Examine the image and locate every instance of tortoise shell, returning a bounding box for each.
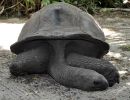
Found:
[10,2,109,57]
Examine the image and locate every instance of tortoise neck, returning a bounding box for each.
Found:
[50,40,67,64]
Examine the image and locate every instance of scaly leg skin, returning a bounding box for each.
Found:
[66,53,120,87]
[49,63,108,91]
[10,45,50,76]
[48,40,109,91]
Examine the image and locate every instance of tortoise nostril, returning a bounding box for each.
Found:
[93,80,101,86]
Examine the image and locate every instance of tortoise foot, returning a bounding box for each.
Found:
[10,46,50,76]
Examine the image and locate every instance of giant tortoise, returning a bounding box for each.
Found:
[10,2,119,91]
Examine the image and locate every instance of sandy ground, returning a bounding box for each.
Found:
[0,15,130,100]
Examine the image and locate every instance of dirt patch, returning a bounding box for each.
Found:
[0,18,27,23]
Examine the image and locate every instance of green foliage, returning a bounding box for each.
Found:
[24,0,35,13]
[119,45,130,51]
[41,0,50,6]
[0,0,123,17]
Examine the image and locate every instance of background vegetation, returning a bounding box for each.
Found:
[0,0,123,17]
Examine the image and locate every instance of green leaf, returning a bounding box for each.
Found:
[41,0,51,7]
[27,0,35,5]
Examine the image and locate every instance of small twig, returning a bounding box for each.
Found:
[0,6,4,14]
[0,0,4,6]
[19,2,25,8]
[4,0,22,11]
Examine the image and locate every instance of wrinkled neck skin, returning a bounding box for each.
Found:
[48,40,70,85]
[48,40,67,67]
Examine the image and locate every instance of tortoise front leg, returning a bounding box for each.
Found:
[10,43,50,76]
[49,63,108,91]
[66,53,120,87]
[48,40,108,91]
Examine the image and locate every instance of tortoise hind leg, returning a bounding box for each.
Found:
[66,53,120,87]
[10,43,50,76]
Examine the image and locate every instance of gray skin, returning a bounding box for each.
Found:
[10,39,119,91]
